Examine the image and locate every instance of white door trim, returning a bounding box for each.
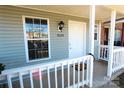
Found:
[68,20,86,59]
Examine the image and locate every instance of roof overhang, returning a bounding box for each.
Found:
[16,5,124,22]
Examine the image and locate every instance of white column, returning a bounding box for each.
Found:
[107,10,116,77]
[89,56,94,87]
[98,22,101,59]
[89,5,95,54]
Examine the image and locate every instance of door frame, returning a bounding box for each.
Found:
[68,20,86,59]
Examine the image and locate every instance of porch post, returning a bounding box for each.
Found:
[98,22,101,59]
[89,5,95,54]
[107,10,116,77]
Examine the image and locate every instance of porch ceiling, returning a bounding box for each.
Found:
[17,5,124,22]
[105,5,124,15]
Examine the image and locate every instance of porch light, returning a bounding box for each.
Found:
[58,21,64,32]
[0,63,5,74]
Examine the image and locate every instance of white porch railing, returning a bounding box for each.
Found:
[99,45,109,61]
[99,45,124,76]
[112,47,124,73]
[0,55,93,88]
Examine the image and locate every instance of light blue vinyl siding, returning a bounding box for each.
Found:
[0,5,92,69]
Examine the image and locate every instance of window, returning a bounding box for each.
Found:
[24,16,50,62]
[94,33,97,40]
[94,25,98,40]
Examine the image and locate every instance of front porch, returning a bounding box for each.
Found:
[1,5,124,88]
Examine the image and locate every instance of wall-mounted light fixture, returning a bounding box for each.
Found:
[58,21,64,32]
[0,63,5,74]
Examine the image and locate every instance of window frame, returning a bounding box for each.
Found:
[22,16,51,63]
[94,24,99,41]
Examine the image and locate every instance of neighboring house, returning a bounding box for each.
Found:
[101,19,124,46]
[0,5,124,88]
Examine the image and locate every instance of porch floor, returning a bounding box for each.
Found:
[93,60,108,87]
[93,60,122,88]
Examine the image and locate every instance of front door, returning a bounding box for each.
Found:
[68,20,86,59]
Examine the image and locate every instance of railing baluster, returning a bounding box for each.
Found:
[112,53,115,69]
[119,52,121,66]
[104,48,106,58]
[103,48,105,58]
[105,48,107,58]
[89,56,93,87]
[118,52,120,66]
[120,52,122,65]
[115,52,117,67]
[29,70,34,88]
[115,53,118,67]
[104,48,105,58]
[54,64,58,88]
[120,52,121,65]
[100,47,101,58]
[78,60,80,88]
[19,72,24,88]
[102,47,104,58]
[39,69,43,88]
[61,63,64,88]
[73,61,75,88]
[82,59,84,87]
[101,47,103,58]
[7,75,12,88]
[86,59,89,85]
[122,51,124,65]
[121,51,123,65]
[47,67,51,88]
[105,48,107,59]
[67,62,70,87]
[116,52,118,67]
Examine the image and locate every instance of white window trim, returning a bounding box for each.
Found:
[22,15,51,63]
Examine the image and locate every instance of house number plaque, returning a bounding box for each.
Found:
[57,34,64,37]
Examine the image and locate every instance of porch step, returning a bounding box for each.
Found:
[93,76,121,88]
[93,76,110,88]
[99,81,120,88]
[111,68,124,80]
